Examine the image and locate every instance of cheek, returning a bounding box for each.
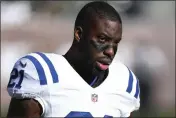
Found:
[90,39,108,52]
[87,40,102,61]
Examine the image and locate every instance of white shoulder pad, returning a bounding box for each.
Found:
[126,67,140,100]
[7,52,59,98]
[7,52,59,116]
[109,61,140,117]
[121,66,140,117]
[128,68,140,109]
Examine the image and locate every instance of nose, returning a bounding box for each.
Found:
[104,46,114,59]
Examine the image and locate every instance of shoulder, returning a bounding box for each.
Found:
[109,61,140,114]
[14,52,61,84]
[6,52,64,116]
[7,52,63,97]
[110,60,140,99]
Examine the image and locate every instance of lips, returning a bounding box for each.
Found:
[96,60,111,70]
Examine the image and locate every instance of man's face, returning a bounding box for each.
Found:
[82,17,122,72]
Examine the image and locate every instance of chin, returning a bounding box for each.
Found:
[92,66,104,76]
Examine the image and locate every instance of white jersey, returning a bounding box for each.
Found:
[7,52,140,117]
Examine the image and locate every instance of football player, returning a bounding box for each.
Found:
[7,1,140,118]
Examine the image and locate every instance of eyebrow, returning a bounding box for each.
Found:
[99,32,121,41]
[99,33,112,39]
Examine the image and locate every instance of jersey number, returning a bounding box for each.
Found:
[65,111,112,118]
[8,68,24,89]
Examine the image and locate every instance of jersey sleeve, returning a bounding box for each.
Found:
[7,53,51,116]
[121,68,140,117]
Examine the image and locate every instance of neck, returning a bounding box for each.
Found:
[64,47,106,85]
[64,48,93,79]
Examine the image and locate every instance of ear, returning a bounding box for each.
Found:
[74,26,83,42]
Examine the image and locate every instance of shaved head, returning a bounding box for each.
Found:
[75,1,122,30]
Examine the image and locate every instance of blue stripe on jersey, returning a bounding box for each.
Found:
[35,52,59,83]
[134,79,140,98]
[126,69,133,93]
[23,55,47,85]
[65,111,93,117]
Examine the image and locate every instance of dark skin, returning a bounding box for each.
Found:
[65,17,122,87]
[7,98,42,118]
[7,17,126,117]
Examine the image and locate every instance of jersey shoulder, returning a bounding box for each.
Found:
[7,52,62,98]
[110,61,140,117]
[110,61,140,99]
[110,61,140,112]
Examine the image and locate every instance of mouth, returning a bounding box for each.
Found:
[96,60,111,71]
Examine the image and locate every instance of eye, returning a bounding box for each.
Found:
[99,38,106,43]
[114,41,119,45]
[114,39,121,45]
[98,36,106,43]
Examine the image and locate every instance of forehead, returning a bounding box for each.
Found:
[89,17,122,38]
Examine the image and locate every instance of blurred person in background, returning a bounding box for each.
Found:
[6,1,140,118]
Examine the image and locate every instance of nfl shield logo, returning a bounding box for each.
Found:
[91,94,98,102]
